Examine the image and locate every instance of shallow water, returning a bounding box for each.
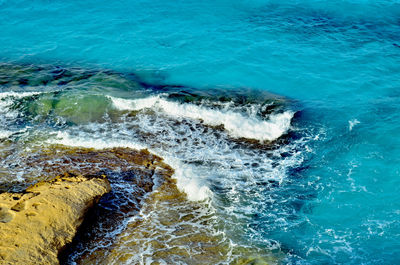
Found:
[1,0,400,264]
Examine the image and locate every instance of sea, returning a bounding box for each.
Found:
[0,0,399,264]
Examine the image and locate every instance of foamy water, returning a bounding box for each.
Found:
[109,95,293,142]
[0,130,12,139]
[49,131,212,201]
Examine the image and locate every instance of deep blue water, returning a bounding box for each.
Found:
[1,0,400,264]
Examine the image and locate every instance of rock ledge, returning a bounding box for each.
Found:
[0,173,110,264]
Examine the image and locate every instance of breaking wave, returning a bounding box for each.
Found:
[109,95,293,142]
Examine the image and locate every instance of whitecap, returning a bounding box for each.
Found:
[108,95,293,142]
[348,119,360,131]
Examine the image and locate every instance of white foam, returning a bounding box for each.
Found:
[48,131,146,150]
[349,119,360,131]
[162,157,211,201]
[110,96,160,111]
[0,91,43,99]
[0,130,12,139]
[109,95,293,141]
[0,91,43,113]
[48,131,211,201]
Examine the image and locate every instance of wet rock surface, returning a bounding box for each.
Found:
[54,147,174,263]
[103,175,278,265]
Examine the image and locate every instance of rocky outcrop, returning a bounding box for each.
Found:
[0,146,174,264]
[0,173,110,265]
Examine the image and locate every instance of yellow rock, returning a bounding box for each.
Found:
[0,205,15,223]
[0,174,110,265]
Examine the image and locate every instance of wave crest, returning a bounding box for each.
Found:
[109,95,293,142]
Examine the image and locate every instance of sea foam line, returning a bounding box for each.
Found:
[47,131,211,201]
[109,96,293,142]
[0,91,43,112]
[0,91,43,99]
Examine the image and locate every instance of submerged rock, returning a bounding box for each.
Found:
[0,63,142,91]
[14,91,117,125]
[0,173,110,264]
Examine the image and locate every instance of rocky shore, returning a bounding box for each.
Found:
[0,173,110,264]
[0,145,173,265]
[0,144,275,264]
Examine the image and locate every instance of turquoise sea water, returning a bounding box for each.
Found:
[1,0,400,264]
